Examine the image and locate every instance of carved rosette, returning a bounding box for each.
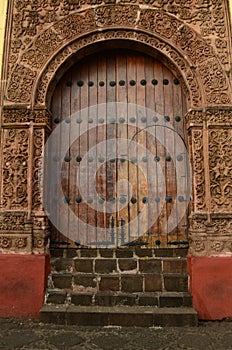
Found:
[0,234,32,253]
[189,215,232,256]
[32,215,50,254]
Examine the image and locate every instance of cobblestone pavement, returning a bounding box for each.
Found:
[0,319,232,350]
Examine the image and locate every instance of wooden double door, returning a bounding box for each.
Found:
[50,50,189,248]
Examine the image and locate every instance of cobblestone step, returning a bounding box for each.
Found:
[41,248,197,326]
[46,290,192,308]
[50,247,189,259]
[40,305,198,327]
[50,272,189,293]
[51,256,188,275]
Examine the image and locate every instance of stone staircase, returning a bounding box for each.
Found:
[40,247,198,327]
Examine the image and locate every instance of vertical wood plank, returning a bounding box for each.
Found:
[106,53,117,245]
[163,66,176,243]
[60,71,71,245]
[78,61,89,244]
[154,60,166,246]
[69,64,81,246]
[88,57,98,244]
[116,52,128,246]
[127,53,139,243]
[144,55,158,246]
[136,55,148,242]
[51,83,62,244]
[97,54,107,246]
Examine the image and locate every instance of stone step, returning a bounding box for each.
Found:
[51,256,188,275]
[40,305,198,327]
[50,247,189,259]
[46,290,192,308]
[50,272,189,293]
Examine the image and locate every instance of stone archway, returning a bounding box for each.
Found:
[0,2,232,257]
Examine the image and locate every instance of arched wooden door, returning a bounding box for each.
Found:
[49,50,190,248]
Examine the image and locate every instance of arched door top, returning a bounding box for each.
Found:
[5,5,231,109]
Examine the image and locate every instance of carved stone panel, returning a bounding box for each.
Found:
[32,128,44,211]
[209,128,232,212]
[189,215,232,256]
[190,128,206,212]
[1,129,29,210]
[4,3,231,107]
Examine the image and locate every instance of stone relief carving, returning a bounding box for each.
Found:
[188,235,232,256]
[0,234,30,253]
[189,214,232,255]
[10,1,231,73]
[0,212,26,231]
[3,108,51,126]
[209,129,232,211]
[2,129,29,210]
[206,108,232,125]
[5,3,231,106]
[36,30,202,107]
[32,129,44,211]
[191,129,206,211]
[185,109,205,127]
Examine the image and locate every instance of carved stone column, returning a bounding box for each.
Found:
[0,107,51,254]
[187,108,232,256]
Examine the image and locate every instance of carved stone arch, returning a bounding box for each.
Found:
[35,29,201,110]
[1,2,232,257]
[5,5,232,110]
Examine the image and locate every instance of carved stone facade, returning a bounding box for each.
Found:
[0,0,231,255]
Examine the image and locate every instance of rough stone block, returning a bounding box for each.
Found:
[78,249,98,258]
[66,307,109,326]
[66,249,78,258]
[139,259,162,273]
[99,249,114,258]
[121,275,143,293]
[40,305,67,324]
[159,294,183,307]
[52,258,73,273]
[108,311,153,327]
[163,259,187,274]
[164,275,188,292]
[144,274,162,292]
[138,294,159,306]
[74,259,93,273]
[71,293,93,306]
[135,248,153,258]
[46,290,67,304]
[116,249,134,258]
[99,276,120,292]
[95,293,136,306]
[95,259,117,273]
[153,310,198,327]
[173,248,188,257]
[74,274,97,288]
[183,295,193,307]
[52,274,72,289]
[118,258,137,271]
